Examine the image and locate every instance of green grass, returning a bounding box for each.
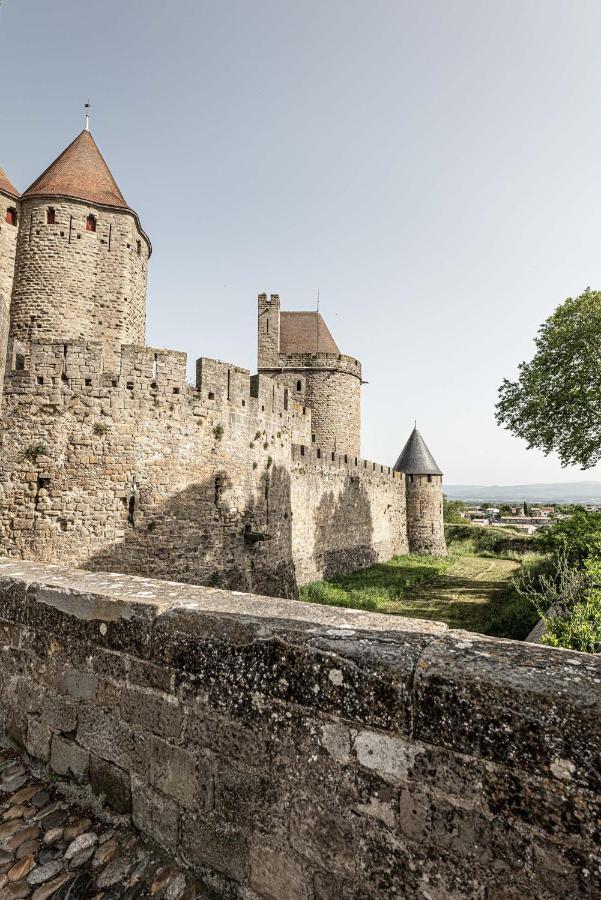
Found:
[299,530,541,639]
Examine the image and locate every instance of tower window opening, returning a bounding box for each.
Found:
[14,353,25,371]
[128,495,136,527]
[427,474,432,482]
[47,208,56,225]
[296,380,302,392]
[5,208,16,226]
[86,214,97,232]
[152,353,157,381]
[137,240,141,256]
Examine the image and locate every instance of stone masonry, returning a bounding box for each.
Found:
[0,126,446,597]
[0,561,599,899]
[0,170,19,387]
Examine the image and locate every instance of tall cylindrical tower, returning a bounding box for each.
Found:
[9,130,150,370]
[0,166,20,379]
[394,427,447,556]
[257,293,362,456]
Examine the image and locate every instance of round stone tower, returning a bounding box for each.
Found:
[257,293,362,456]
[9,129,151,370]
[0,165,20,378]
[394,426,447,556]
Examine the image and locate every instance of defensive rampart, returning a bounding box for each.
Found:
[0,341,408,596]
[0,560,598,899]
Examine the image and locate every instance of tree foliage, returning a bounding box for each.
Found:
[496,288,601,468]
[537,509,601,567]
[443,499,466,524]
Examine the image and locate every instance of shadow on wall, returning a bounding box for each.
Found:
[313,474,376,580]
[84,464,296,599]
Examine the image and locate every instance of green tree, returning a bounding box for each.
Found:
[537,509,601,567]
[443,499,466,524]
[496,288,601,468]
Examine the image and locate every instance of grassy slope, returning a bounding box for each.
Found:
[299,527,540,639]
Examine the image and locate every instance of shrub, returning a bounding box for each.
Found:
[537,509,601,567]
[445,524,536,558]
[24,444,46,462]
[213,424,224,441]
[93,421,109,436]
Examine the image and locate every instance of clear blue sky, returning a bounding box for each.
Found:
[2,0,600,485]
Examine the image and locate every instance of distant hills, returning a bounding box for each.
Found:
[444,481,601,504]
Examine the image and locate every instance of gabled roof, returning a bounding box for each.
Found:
[393,427,442,475]
[0,165,19,199]
[279,312,340,355]
[22,129,129,210]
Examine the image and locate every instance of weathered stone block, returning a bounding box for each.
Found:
[181,811,248,884]
[89,754,131,814]
[249,842,310,900]
[26,717,51,762]
[40,695,77,734]
[131,776,179,851]
[120,684,183,740]
[50,735,89,780]
[149,735,210,808]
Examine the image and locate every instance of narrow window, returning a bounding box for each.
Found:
[128,495,136,527]
[47,208,56,225]
[14,353,25,371]
[227,369,231,401]
[108,223,112,252]
[312,434,316,443]
[152,353,158,380]
[5,208,16,226]
[296,380,301,392]
[214,475,223,505]
[427,474,432,483]
[86,214,97,232]
[137,240,141,256]
[266,318,269,334]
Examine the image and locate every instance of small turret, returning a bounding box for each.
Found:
[0,165,20,384]
[394,426,446,556]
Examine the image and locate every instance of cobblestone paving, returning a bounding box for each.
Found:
[0,750,209,900]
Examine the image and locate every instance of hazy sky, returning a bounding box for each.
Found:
[1,0,600,485]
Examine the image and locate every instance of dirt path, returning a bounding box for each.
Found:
[379,555,522,633]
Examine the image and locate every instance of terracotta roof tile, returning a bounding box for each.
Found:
[279,312,340,355]
[0,165,19,199]
[23,130,129,209]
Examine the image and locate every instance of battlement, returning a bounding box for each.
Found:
[3,339,312,430]
[263,350,362,379]
[292,442,403,481]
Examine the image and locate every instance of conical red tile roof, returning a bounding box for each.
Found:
[0,165,19,199]
[23,129,129,209]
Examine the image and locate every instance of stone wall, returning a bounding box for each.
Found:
[406,474,446,555]
[9,198,148,370]
[0,190,18,388]
[290,446,408,583]
[0,560,598,900]
[0,340,407,596]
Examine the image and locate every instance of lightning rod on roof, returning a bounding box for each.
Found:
[84,98,91,131]
[316,288,320,352]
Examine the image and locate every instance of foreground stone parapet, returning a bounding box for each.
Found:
[0,559,600,899]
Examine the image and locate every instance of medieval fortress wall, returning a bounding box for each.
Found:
[0,128,445,599]
[0,336,408,597]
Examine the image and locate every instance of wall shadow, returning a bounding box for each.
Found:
[311,473,377,581]
[85,463,295,599]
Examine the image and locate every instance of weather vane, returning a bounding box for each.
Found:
[84,98,91,131]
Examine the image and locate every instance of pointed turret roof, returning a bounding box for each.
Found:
[394,427,442,475]
[0,165,19,199]
[22,129,129,209]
